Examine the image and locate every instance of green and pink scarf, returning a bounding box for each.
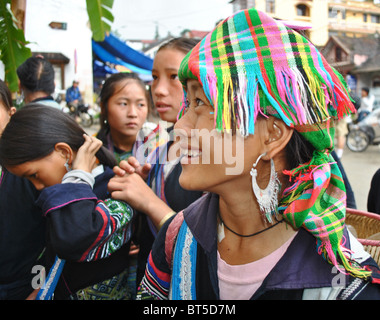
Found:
[178,8,370,279]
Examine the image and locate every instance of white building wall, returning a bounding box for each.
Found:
[24,0,93,103]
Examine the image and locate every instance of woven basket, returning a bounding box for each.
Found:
[361,239,380,266]
[346,208,380,239]
[346,208,380,265]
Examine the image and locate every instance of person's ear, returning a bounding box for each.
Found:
[262,117,293,159]
[54,142,74,165]
[9,107,16,117]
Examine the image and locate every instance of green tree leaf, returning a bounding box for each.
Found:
[86,0,114,42]
[0,0,31,92]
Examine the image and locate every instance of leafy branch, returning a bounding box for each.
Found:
[86,0,114,42]
[0,0,31,92]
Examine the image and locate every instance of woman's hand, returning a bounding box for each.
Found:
[108,172,171,228]
[113,157,151,180]
[72,134,102,172]
[108,172,155,213]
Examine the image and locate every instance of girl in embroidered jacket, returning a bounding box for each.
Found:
[0,104,135,300]
[135,8,380,300]
[108,38,204,289]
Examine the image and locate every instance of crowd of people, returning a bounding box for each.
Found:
[0,7,380,300]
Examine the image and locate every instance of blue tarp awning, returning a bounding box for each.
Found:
[98,33,153,70]
[93,59,118,78]
[92,33,153,81]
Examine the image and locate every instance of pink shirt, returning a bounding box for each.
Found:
[217,233,297,300]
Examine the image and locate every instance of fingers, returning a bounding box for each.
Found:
[82,134,102,154]
[107,177,126,193]
[118,160,136,174]
[127,157,140,169]
[141,163,152,176]
[118,157,141,174]
[72,134,103,172]
[113,165,126,177]
[118,158,152,178]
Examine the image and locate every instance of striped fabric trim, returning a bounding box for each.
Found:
[79,199,134,262]
[169,220,197,300]
[138,253,171,300]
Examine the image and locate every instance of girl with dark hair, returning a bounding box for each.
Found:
[0,81,46,300]
[108,38,204,289]
[0,104,135,300]
[17,56,61,109]
[152,37,200,123]
[96,72,156,163]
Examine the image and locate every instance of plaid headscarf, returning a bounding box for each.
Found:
[178,8,370,279]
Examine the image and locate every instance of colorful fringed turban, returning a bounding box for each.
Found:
[178,8,371,279]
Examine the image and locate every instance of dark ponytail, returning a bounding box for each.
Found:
[0,104,117,168]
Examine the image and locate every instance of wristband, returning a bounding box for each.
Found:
[158,211,176,230]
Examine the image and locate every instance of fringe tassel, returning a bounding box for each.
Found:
[179,55,356,141]
[223,75,233,132]
[196,65,355,137]
[318,241,372,280]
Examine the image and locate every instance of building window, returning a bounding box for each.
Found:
[371,14,380,24]
[335,47,342,62]
[296,4,309,17]
[266,0,275,13]
[363,13,367,22]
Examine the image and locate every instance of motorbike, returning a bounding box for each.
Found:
[64,102,94,128]
[346,108,380,152]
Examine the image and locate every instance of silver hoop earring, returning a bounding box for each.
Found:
[250,153,281,224]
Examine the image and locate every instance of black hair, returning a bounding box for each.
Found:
[0,104,117,168]
[0,79,13,111]
[157,37,200,55]
[17,57,55,95]
[361,87,369,94]
[98,72,151,132]
[285,129,314,172]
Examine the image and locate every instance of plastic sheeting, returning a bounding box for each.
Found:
[92,33,153,81]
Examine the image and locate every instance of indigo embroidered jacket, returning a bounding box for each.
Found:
[137,193,380,300]
[0,169,46,299]
[36,166,134,299]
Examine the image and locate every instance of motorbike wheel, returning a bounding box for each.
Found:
[80,113,93,128]
[346,129,370,152]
